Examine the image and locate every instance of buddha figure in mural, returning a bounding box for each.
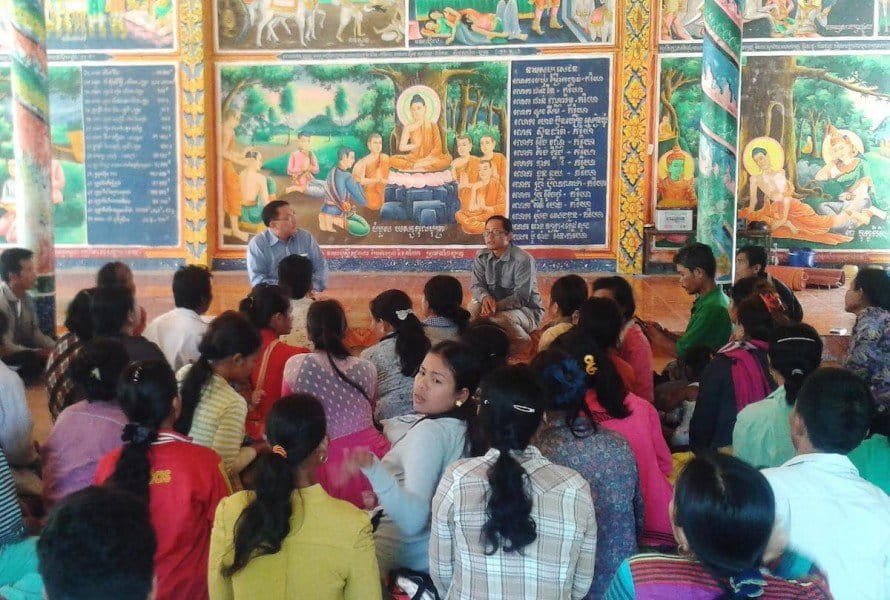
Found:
[389,92,452,173]
[657,144,697,209]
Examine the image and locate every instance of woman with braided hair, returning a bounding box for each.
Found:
[94,360,230,600]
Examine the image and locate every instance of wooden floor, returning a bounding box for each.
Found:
[26,269,853,445]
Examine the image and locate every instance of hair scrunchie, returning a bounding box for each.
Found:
[122,424,157,446]
[728,567,766,599]
[545,358,587,408]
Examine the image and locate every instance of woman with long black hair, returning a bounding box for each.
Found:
[209,394,381,599]
[361,289,431,422]
[94,360,230,600]
[175,311,262,486]
[344,340,485,580]
[281,300,389,508]
[430,364,597,599]
[421,275,470,345]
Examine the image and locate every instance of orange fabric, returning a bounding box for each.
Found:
[740,200,853,245]
[455,178,506,234]
[390,121,452,172]
[247,329,308,440]
[482,152,507,182]
[768,265,808,291]
[222,159,241,217]
[657,176,697,208]
[453,156,480,209]
[355,153,390,211]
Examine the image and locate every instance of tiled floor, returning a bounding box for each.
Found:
[27,269,853,445]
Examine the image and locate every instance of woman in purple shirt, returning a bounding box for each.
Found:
[42,338,129,508]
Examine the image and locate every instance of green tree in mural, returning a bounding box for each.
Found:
[219,65,295,114]
[279,82,297,144]
[334,86,349,126]
[659,58,702,158]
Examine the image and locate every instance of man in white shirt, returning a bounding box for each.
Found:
[144,266,212,371]
[762,367,890,600]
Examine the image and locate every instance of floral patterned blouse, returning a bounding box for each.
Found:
[845,306,890,415]
[535,419,644,600]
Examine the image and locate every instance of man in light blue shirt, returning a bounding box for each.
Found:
[246,200,328,291]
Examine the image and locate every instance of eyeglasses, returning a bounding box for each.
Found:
[483,230,507,238]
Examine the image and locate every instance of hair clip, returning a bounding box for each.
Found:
[131,366,143,383]
[583,354,598,376]
[759,292,784,314]
[395,309,414,321]
[271,444,288,459]
[775,337,817,344]
[791,368,805,376]
[90,367,101,381]
[512,404,536,414]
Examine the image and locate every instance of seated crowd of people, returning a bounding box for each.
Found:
[0,215,886,599]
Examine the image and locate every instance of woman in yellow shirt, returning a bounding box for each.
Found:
[208,394,381,600]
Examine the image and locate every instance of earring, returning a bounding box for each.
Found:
[320,453,328,464]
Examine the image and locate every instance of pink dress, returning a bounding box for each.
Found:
[281,351,390,508]
[618,323,655,403]
[586,390,674,547]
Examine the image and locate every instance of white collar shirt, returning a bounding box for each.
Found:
[143,308,210,372]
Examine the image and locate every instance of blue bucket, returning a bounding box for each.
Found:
[788,248,816,268]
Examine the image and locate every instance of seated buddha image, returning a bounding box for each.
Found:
[657,144,697,209]
[389,89,452,173]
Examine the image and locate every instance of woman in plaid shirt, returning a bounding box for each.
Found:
[430,364,598,599]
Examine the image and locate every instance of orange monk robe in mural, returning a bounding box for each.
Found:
[352,134,390,211]
[479,135,507,183]
[456,161,506,234]
[390,95,452,172]
[451,136,479,210]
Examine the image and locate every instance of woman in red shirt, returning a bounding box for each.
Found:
[240,284,309,441]
[95,360,230,600]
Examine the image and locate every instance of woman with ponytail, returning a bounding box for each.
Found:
[175,311,262,485]
[690,277,784,452]
[43,338,129,508]
[733,323,823,468]
[209,394,381,599]
[361,289,431,422]
[422,275,470,345]
[532,346,643,599]
[548,331,674,549]
[94,360,230,600]
[343,340,484,579]
[282,300,389,508]
[430,365,597,599]
[604,453,832,600]
[239,284,308,440]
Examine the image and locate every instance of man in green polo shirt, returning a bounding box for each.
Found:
[641,242,732,362]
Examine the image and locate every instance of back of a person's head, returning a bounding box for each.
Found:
[738,245,768,276]
[576,296,623,349]
[172,265,212,311]
[731,276,776,306]
[591,275,636,321]
[176,311,261,435]
[277,254,313,300]
[64,287,96,341]
[111,361,178,502]
[423,275,470,332]
[682,345,715,382]
[459,320,510,372]
[0,247,32,283]
[768,323,822,405]
[732,277,788,341]
[96,261,130,289]
[674,242,717,280]
[239,283,290,330]
[370,289,430,377]
[225,394,326,576]
[794,367,873,454]
[38,486,156,600]
[531,346,599,437]
[674,453,775,588]
[549,274,588,318]
[90,285,135,337]
[68,338,130,404]
[853,268,890,311]
[306,299,349,356]
[478,365,544,554]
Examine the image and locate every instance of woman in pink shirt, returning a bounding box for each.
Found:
[592,276,654,403]
[548,335,674,548]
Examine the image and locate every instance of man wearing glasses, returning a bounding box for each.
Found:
[247,200,328,292]
[469,215,544,351]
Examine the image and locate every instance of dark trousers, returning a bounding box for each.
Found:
[2,350,47,386]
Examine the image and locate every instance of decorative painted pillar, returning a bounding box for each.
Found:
[6,0,55,335]
[696,0,744,282]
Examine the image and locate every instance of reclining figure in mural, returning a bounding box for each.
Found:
[813,127,887,229]
[739,136,871,245]
[421,5,527,44]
